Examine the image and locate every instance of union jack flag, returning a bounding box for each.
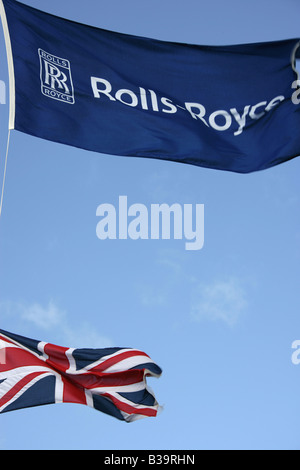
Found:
[0,329,162,422]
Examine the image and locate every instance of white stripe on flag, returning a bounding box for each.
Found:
[90,380,146,394]
[0,371,53,413]
[103,355,156,374]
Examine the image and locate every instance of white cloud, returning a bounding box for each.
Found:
[0,300,114,349]
[21,300,66,329]
[62,322,114,349]
[191,278,247,326]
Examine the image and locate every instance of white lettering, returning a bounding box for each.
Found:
[161,97,177,114]
[209,110,232,131]
[40,50,68,68]
[184,102,209,126]
[115,89,138,107]
[44,60,70,94]
[149,89,159,111]
[230,105,251,136]
[265,95,285,112]
[104,455,138,468]
[43,88,73,102]
[139,87,148,110]
[249,101,267,120]
[91,77,116,101]
[90,76,286,137]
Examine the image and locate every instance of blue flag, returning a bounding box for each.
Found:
[1,0,300,173]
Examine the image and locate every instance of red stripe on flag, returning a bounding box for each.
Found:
[69,369,145,390]
[62,377,87,405]
[102,393,157,418]
[90,350,150,373]
[0,347,46,372]
[0,334,17,346]
[0,371,47,409]
[44,343,70,373]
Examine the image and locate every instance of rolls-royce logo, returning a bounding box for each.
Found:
[39,49,75,104]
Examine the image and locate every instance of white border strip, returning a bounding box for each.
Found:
[0,0,15,129]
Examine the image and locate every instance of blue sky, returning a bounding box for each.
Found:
[0,0,299,450]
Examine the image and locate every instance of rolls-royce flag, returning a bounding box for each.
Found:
[1,0,300,173]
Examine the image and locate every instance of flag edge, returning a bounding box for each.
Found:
[0,0,15,130]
